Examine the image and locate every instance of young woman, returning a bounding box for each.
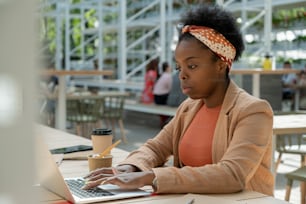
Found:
[153,61,173,128]
[83,4,274,196]
[140,59,159,104]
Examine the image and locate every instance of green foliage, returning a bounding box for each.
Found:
[272,7,305,28]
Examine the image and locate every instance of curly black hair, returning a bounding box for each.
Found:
[178,4,245,61]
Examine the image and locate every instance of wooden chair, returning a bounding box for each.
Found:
[275,134,306,172]
[100,94,127,143]
[66,98,102,138]
[285,166,306,204]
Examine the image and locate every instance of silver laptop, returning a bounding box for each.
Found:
[36,138,151,204]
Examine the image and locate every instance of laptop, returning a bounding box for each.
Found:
[35,137,151,204]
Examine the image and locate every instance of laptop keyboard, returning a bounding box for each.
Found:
[65,179,114,198]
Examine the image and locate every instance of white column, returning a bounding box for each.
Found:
[65,2,70,71]
[241,0,247,46]
[264,0,272,55]
[97,1,103,71]
[216,0,224,5]
[118,0,127,91]
[167,0,173,65]
[160,0,166,63]
[252,73,260,98]
[55,2,63,70]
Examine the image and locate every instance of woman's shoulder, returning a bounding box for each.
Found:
[235,90,273,116]
[226,81,273,115]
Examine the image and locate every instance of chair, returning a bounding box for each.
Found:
[275,134,306,172]
[66,98,102,138]
[100,94,127,143]
[285,166,306,204]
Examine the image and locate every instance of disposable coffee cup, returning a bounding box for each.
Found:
[88,154,113,171]
[91,128,113,154]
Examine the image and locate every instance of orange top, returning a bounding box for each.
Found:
[179,104,221,167]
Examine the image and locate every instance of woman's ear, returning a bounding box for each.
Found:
[217,60,227,72]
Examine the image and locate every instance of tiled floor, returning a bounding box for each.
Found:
[69,110,303,204]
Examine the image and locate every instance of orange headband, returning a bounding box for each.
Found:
[182,25,236,69]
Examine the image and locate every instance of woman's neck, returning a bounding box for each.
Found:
[203,79,229,108]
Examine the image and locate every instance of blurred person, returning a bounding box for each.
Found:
[281,61,297,102]
[297,67,306,109]
[153,62,172,105]
[153,62,172,128]
[39,74,58,126]
[140,59,158,104]
[166,71,188,107]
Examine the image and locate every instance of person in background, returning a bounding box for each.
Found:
[166,71,188,107]
[297,64,306,87]
[83,4,274,196]
[281,61,297,102]
[140,59,158,104]
[153,62,172,104]
[296,65,306,109]
[153,62,173,128]
[39,74,58,126]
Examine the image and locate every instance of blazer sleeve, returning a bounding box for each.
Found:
[117,102,185,171]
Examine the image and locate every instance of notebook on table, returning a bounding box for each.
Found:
[36,138,151,204]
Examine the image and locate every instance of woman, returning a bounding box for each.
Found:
[153,62,173,128]
[153,62,172,105]
[140,58,159,104]
[83,4,274,196]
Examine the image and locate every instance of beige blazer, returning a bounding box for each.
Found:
[120,80,274,196]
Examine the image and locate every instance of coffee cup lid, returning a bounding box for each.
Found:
[92,128,112,135]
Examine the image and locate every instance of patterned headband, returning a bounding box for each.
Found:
[182,25,236,69]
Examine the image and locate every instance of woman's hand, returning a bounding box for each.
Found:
[116,164,139,173]
[82,170,155,190]
[82,165,140,189]
[83,167,114,182]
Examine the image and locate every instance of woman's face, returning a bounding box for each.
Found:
[174,38,226,101]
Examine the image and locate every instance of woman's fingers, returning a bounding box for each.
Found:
[86,173,113,182]
[82,171,154,190]
[82,174,138,190]
[83,167,113,179]
[82,178,108,190]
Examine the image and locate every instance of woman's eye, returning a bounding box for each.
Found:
[188,64,197,69]
[175,65,181,71]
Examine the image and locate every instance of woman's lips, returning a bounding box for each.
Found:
[181,86,191,94]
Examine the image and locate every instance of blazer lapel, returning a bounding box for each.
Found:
[212,80,242,162]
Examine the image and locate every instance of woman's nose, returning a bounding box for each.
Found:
[179,70,187,80]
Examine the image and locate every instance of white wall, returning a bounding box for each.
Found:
[0,0,38,203]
